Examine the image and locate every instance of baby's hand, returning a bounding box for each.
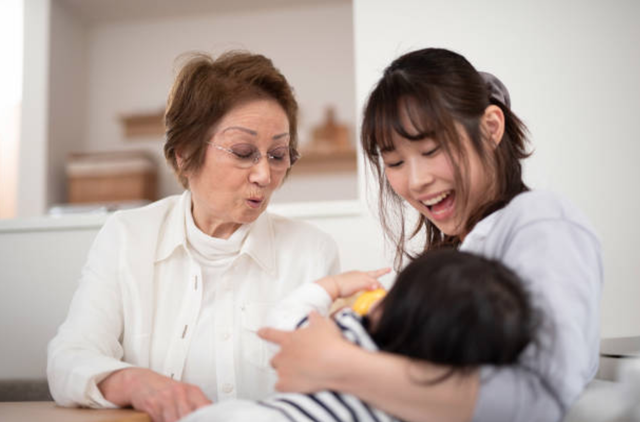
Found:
[316,268,390,301]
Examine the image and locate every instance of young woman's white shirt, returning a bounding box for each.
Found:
[47,191,340,408]
[461,190,603,422]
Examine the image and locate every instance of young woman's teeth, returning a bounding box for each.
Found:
[421,191,450,208]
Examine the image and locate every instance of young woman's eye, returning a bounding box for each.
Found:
[384,160,403,168]
[422,146,440,157]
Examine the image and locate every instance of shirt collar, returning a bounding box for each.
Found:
[240,211,276,276]
[155,191,190,262]
[154,190,276,275]
[460,207,504,250]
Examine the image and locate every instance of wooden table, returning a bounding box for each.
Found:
[0,401,150,422]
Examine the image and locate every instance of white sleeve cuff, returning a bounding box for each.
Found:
[84,362,134,408]
[264,283,333,331]
[289,283,333,315]
[49,355,134,408]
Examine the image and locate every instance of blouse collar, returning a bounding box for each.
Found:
[155,191,276,275]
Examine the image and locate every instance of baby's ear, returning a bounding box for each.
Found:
[482,105,505,148]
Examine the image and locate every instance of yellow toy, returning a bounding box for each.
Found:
[352,288,387,316]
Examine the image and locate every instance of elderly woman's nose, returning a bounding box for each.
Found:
[249,157,272,186]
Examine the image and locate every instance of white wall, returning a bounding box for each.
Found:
[47,0,87,206]
[0,221,101,379]
[353,0,640,337]
[0,0,23,220]
[82,2,357,203]
[17,0,50,217]
[0,106,20,219]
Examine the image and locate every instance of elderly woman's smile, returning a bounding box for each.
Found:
[187,99,291,239]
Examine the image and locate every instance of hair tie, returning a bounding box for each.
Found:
[479,71,511,109]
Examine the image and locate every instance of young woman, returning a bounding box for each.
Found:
[258,48,603,422]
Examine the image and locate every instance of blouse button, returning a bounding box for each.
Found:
[222,383,234,394]
[222,331,231,341]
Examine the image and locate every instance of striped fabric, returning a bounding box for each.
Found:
[258,309,400,422]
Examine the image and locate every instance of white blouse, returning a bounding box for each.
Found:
[47,191,340,408]
[151,197,252,401]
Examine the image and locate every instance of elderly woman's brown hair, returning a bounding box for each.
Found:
[164,51,299,188]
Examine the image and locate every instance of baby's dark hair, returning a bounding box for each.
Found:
[369,249,540,379]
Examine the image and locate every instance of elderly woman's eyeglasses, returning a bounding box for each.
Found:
[208,142,301,170]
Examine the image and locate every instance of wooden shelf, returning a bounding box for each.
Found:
[66,151,158,203]
[120,110,164,138]
[290,149,357,174]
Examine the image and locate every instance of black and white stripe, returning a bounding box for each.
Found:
[259,309,399,422]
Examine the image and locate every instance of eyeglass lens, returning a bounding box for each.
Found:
[223,144,294,169]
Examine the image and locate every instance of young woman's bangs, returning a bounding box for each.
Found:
[370,92,400,155]
[394,97,441,143]
[369,80,441,155]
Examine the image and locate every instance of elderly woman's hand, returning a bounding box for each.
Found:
[258,311,358,393]
[99,367,211,422]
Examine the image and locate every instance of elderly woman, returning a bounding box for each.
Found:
[47,51,340,422]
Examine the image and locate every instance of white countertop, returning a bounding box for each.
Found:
[0,199,365,234]
[0,213,108,233]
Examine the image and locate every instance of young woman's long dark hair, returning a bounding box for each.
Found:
[361,48,530,268]
[369,250,540,378]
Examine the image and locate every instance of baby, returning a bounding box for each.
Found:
[181,249,540,422]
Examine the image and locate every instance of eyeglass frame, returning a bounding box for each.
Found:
[207,142,302,169]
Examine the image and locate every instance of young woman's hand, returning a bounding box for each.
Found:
[259,312,479,422]
[98,367,212,422]
[258,311,358,392]
[315,268,390,301]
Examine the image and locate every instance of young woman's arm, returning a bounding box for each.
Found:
[260,312,479,422]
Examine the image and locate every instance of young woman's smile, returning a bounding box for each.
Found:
[383,137,460,236]
[419,189,456,222]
